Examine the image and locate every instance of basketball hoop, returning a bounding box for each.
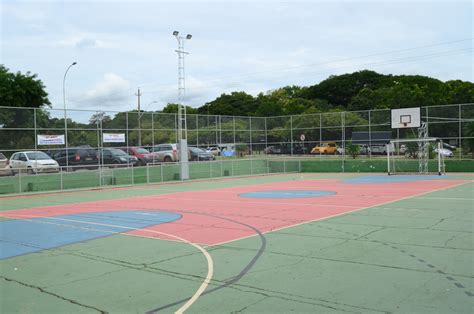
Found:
[402,122,408,127]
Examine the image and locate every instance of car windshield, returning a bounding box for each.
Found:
[109,149,127,156]
[320,143,329,147]
[26,152,51,160]
[0,153,6,159]
[190,147,205,153]
[135,148,149,154]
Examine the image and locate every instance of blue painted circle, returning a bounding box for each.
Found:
[239,190,336,199]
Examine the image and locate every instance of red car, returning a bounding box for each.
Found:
[120,147,159,166]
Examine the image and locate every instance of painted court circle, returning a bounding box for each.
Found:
[239,190,337,199]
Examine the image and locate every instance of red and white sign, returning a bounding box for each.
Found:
[37,134,65,145]
[103,133,126,143]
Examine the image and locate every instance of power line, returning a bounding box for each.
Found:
[71,37,472,104]
[146,47,473,94]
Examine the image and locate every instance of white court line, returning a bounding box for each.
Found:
[415,197,474,201]
[0,214,213,314]
[209,181,472,247]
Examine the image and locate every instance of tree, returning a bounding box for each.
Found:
[89,112,112,125]
[305,70,389,108]
[0,65,51,109]
[198,92,257,116]
[445,80,474,104]
[0,65,51,151]
[345,142,361,159]
[162,103,198,114]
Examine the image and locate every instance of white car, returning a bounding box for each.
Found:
[10,151,60,174]
[434,148,454,158]
[206,147,221,156]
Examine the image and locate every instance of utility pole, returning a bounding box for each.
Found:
[135,87,142,146]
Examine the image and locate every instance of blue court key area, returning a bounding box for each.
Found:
[0,211,181,260]
[343,175,446,184]
[239,190,336,199]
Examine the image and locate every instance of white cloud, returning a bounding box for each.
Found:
[71,73,132,109]
[55,33,108,49]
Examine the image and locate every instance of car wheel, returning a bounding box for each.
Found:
[27,167,35,175]
[164,156,172,163]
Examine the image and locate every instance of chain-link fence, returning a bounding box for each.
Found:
[1,103,473,158]
[0,103,473,194]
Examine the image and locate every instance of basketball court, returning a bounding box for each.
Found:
[1,172,472,313]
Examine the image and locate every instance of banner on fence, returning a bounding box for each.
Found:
[103,133,126,143]
[37,134,65,145]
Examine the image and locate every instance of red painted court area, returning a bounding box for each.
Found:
[2,179,465,245]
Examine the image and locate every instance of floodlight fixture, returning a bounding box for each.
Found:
[186,34,192,40]
[173,31,179,36]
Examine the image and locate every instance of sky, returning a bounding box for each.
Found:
[1,0,472,114]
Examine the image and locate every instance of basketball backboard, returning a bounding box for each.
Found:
[391,107,421,129]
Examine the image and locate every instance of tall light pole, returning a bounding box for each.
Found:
[173,30,192,180]
[63,61,77,171]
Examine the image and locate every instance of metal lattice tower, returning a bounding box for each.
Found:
[173,31,192,180]
[174,33,190,142]
[418,122,429,174]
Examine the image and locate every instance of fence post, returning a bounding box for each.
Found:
[18,170,22,193]
[210,162,212,178]
[283,158,286,173]
[160,164,163,183]
[250,159,253,175]
[146,164,150,184]
[60,169,64,190]
[131,164,134,185]
[266,158,270,174]
[298,159,301,173]
[231,159,234,176]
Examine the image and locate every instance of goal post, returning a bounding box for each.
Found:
[387,138,445,175]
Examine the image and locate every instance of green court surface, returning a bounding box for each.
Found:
[1,173,473,313]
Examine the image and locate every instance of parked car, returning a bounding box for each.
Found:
[264,144,307,155]
[310,142,338,154]
[120,147,159,166]
[0,153,12,176]
[9,151,59,174]
[435,148,454,158]
[189,147,215,161]
[150,143,178,162]
[150,143,191,162]
[292,145,308,155]
[361,144,387,155]
[206,147,221,156]
[98,148,138,166]
[264,145,284,154]
[52,146,99,169]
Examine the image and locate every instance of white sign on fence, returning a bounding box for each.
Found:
[103,133,126,143]
[37,134,65,145]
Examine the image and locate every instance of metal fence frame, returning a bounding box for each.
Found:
[0,103,473,161]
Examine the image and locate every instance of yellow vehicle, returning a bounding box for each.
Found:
[310,142,338,154]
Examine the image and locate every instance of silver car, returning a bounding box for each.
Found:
[10,151,60,174]
[150,144,192,162]
[0,153,12,176]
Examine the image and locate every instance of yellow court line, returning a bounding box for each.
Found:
[0,214,213,314]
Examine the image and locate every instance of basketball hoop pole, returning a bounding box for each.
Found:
[386,143,391,175]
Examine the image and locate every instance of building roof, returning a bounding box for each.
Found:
[351,131,392,145]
